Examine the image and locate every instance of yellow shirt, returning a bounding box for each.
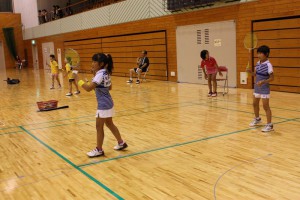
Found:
[50,60,59,74]
[65,63,75,79]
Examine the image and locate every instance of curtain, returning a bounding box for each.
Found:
[2,27,17,60]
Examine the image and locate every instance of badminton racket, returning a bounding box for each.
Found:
[243,32,258,71]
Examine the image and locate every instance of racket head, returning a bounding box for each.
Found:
[243,32,258,50]
[64,48,80,69]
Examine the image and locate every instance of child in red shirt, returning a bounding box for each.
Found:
[200,50,223,97]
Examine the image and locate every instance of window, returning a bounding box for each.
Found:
[167,0,221,11]
[0,0,13,12]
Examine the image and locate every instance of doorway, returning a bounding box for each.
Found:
[0,42,6,69]
[42,42,54,70]
[176,20,237,87]
[32,44,39,69]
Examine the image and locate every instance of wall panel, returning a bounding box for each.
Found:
[254,16,300,92]
[23,0,300,87]
[0,13,24,68]
[64,31,167,80]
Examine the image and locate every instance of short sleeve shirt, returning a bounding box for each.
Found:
[138,57,150,69]
[92,69,114,110]
[254,60,273,94]
[50,60,59,74]
[200,57,218,74]
[65,63,74,79]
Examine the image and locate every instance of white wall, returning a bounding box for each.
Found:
[13,0,39,28]
[23,0,255,40]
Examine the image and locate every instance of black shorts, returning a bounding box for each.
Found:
[134,67,147,73]
[69,79,75,82]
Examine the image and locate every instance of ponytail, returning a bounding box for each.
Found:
[92,53,114,75]
[106,54,113,75]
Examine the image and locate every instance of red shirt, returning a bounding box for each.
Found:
[201,57,218,74]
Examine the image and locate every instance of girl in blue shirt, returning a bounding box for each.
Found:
[78,53,128,157]
[247,45,274,132]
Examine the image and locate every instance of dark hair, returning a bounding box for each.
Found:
[50,54,56,59]
[142,50,147,55]
[92,53,114,75]
[66,57,72,64]
[257,45,270,57]
[200,50,208,60]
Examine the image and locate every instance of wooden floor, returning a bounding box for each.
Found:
[1,68,300,200]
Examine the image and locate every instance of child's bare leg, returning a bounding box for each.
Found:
[96,117,105,149]
[207,74,212,93]
[253,97,260,118]
[262,98,272,124]
[105,117,123,143]
[129,69,134,79]
[69,81,72,93]
[51,75,54,87]
[56,76,61,86]
[73,81,79,91]
[137,69,141,80]
[212,73,217,93]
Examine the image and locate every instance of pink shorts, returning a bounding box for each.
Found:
[51,73,58,77]
[206,67,217,75]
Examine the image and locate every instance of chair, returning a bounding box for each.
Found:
[216,66,228,95]
[141,66,150,82]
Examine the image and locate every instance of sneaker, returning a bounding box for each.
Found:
[74,91,80,94]
[211,92,217,97]
[87,148,104,157]
[207,92,212,97]
[249,117,262,127]
[114,142,128,150]
[50,86,54,89]
[262,124,274,132]
[66,92,72,96]
[136,80,140,84]
[126,79,133,83]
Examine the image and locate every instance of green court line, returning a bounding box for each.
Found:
[291,118,300,123]
[3,100,292,134]
[27,102,205,131]
[209,95,300,113]
[78,119,293,168]
[26,98,289,130]
[28,100,291,131]
[19,126,124,200]
[3,96,97,109]
[0,89,300,130]
[0,100,195,131]
[193,101,289,120]
[0,130,23,136]
[0,126,21,131]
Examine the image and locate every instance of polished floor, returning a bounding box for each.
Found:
[1,68,300,200]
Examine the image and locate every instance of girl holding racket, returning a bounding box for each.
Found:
[246,45,274,132]
[78,53,128,157]
[64,57,80,96]
[48,54,61,89]
[200,50,223,97]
